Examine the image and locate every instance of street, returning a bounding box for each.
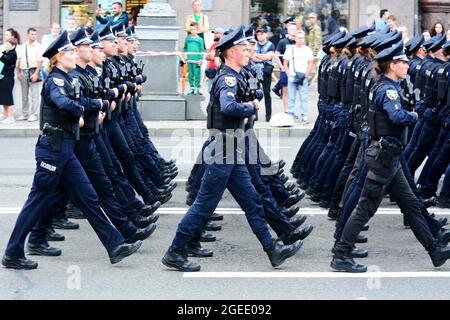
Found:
[1,136,450,300]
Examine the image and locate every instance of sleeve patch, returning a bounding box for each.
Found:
[386,89,399,101]
[225,76,236,87]
[53,78,65,87]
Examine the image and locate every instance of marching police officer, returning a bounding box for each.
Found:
[1,31,142,269]
[162,26,302,272]
[331,41,450,272]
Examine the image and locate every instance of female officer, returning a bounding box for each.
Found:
[2,31,142,270]
[331,40,450,273]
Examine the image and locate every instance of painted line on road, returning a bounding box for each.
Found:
[0,207,449,216]
[183,271,450,279]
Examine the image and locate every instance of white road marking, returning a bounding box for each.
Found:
[0,207,449,215]
[183,271,450,279]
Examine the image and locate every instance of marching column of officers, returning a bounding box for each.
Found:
[2,22,178,270]
[3,22,450,274]
[291,27,450,272]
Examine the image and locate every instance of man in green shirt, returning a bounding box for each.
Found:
[184,23,205,95]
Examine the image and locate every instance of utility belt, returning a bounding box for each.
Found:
[208,129,246,154]
[41,123,73,152]
[377,137,402,156]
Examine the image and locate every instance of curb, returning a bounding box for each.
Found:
[0,126,313,138]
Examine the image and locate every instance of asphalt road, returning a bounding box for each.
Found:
[1,136,450,300]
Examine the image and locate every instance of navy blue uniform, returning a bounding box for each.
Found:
[334,75,435,256]
[170,65,274,252]
[4,67,124,259]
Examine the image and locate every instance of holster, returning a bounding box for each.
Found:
[42,123,63,152]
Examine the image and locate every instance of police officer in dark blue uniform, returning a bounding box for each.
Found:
[331,41,450,272]
[162,26,302,272]
[1,31,142,269]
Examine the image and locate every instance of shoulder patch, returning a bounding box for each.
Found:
[386,89,399,101]
[95,67,103,77]
[225,76,236,87]
[53,78,64,87]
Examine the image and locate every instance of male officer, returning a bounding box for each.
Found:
[331,41,450,272]
[162,26,302,272]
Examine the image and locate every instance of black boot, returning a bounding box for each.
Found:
[125,224,157,243]
[162,247,201,271]
[290,215,307,229]
[187,246,214,258]
[108,241,142,264]
[27,242,62,256]
[45,228,65,242]
[2,255,38,270]
[429,244,450,267]
[328,207,339,220]
[209,213,224,221]
[200,231,216,242]
[437,228,450,245]
[133,214,159,228]
[330,248,367,273]
[282,225,314,245]
[52,218,79,230]
[282,205,299,218]
[141,202,161,217]
[204,222,222,232]
[267,240,303,267]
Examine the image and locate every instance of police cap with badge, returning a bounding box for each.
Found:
[90,31,104,49]
[98,22,116,42]
[350,26,375,40]
[428,34,447,52]
[216,25,249,58]
[70,27,94,47]
[43,30,77,59]
[405,34,424,55]
[112,22,127,38]
[126,27,136,42]
[374,40,408,63]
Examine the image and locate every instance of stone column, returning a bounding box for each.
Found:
[136,0,187,120]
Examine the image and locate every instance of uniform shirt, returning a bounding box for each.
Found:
[18,41,43,70]
[373,75,417,128]
[214,65,255,118]
[408,55,422,81]
[70,65,102,115]
[44,67,87,118]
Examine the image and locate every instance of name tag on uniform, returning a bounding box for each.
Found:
[40,161,56,172]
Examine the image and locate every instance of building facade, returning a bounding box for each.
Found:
[0,0,449,44]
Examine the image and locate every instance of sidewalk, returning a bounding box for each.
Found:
[0,81,319,138]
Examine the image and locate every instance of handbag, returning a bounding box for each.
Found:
[205,68,217,79]
[25,43,42,82]
[291,46,306,86]
[263,61,274,75]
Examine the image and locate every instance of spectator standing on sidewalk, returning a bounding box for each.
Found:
[41,23,61,79]
[283,31,313,123]
[185,0,210,42]
[17,28,43,122]
[375,9,390,33]
[387,15,398,32]
[274,24,297,112]
[205,27,224,93]
[253,27,275,122]
[184,23,205,95]
[0,39,18,124]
